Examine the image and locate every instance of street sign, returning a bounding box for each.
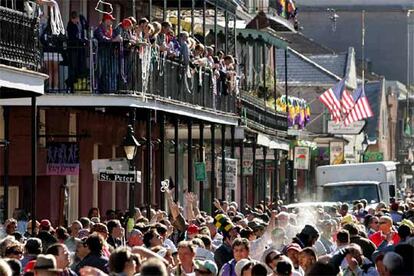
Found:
[98,170,136,183]
[328,121,365,134]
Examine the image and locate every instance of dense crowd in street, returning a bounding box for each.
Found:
[0,188,413,276]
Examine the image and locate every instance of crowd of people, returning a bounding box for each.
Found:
[0,189,413,276]
[54,11,239,96]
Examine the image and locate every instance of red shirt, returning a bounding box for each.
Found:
[369,231,400,247]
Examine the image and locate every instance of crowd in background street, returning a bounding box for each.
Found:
[0,188,414,276]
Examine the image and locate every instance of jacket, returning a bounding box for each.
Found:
[214,242,233,271]
[74,253,109,274]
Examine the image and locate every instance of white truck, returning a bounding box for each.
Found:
[316,162,397,205]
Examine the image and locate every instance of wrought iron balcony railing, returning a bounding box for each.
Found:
[241,91,287,132]
[0,6,41,71]
[42,42,236,114]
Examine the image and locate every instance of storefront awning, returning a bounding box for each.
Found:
[236,28,288,49]
[257,133,290,151]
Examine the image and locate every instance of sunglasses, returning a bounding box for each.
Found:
[379,221,387,225]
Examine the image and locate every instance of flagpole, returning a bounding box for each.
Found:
[362,10,365,93]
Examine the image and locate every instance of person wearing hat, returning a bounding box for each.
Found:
[38,220,58,254]
[283,243,304,275]
[34,254,63,276]
[194,260,218,276]
[94,13,116,42]
[291,225,320,249]
[113,18,134,43]
[261,248,283,274]
[187,224,200,240]
[213,214,238,270]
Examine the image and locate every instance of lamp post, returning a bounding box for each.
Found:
[123,125,140,218]
[361,135,368,163]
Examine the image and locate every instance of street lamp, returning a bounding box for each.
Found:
[122,125,140,219]
[361,135,368,163]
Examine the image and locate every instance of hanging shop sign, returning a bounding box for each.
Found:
[293,146,310,170]
[46,142,79,175]
[217,157,238,189]
[242,160,253,176]
[194,162,207,181]
[330,141,345,165]
[328,121,365,135]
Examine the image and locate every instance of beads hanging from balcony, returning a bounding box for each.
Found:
[141,43,152,94]
[36,0,65,35]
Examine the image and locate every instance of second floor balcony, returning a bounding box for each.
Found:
[0,5,41,71]
[42,41,237,115]
[0,4,47,98]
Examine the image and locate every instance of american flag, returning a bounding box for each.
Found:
[344,85,373,126]
[319,79,354,122]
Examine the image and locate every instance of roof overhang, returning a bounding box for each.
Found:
[0,64,48,98]
[256,133,290,151]
[0,94,239,126]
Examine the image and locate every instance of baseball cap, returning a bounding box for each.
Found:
[195,260,218,275]
[40,219,53,231]
[235,259,252,276]
[398,219,414,230]
[187,224,200,235]
[284,243,302,253]
[103,14,115,21]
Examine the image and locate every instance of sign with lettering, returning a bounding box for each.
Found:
[328,121,365,134]
[216,157,238,189]
[98,170,136,183]
[47,142,79,175]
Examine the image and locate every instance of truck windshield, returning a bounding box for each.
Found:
[323,184,379,203]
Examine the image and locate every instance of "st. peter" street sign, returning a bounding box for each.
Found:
[98,170,136,183]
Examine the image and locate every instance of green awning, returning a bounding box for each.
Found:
[236,28,288,49]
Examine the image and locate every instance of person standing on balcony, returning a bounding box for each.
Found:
[113,18,134,45]
[66,11,88,93]
[179,32,192,94]
[94,14,120,93]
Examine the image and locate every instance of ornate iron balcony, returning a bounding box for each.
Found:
[0,6,41,71]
